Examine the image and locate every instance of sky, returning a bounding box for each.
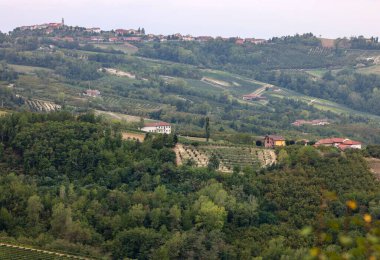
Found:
[0,0,379,39]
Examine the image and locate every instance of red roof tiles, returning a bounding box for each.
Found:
[144,122,171,127]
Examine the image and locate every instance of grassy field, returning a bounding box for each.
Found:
[95,110,156,122]
[367,158,380,180]
[8,64,53,74]
[357,64,380,75]
[122,131,146,142]
[304,68,329,78]
[0,110,8,116]
[93,43,138,54]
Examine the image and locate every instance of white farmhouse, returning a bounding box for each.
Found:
[141,122,172,134]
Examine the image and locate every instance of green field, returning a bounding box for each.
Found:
[304,68,329,77]
[93,43,138,54]
[357,64,380,75]
[8,64,53,74]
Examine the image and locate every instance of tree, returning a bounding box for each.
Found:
[207,154,220,171]
[278,149,290,166]
[205,117,210,142]
[27,195,43,224]
[139,117,145,129]
[194,196,227,231]
[50,203,72,238]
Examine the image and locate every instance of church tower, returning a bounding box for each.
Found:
[61,18,65,26]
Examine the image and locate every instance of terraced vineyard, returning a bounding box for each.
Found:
[175,144,276,172]
[25,99,62,112]
[0,243,89,260]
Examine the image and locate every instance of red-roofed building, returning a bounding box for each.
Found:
[315,138,362,150]
[141,122,172,134]
[235,38,245,45]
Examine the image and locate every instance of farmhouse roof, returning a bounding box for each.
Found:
[144,122,171,127]
[266,135,285,141]
[315,138,361,146]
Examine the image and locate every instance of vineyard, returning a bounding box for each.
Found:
[102,96,164,113]
[175,144,276,172]
[308,47,332,56]
[0,243,90,260]
[25,99,62,112]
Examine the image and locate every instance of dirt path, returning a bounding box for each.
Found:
[0,242,92,259]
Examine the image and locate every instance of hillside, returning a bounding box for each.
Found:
[0,112,379,259]
[2,25,380,259]
[2,32,380,144]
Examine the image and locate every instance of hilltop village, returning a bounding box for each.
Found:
[15,19,267,45]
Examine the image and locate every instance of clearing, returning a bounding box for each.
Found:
[367,158,380,180]
[94,110,153,123]
[8,64,53,74]
[357,64,380,75]
[93,43,138,54]
[201,77,231,87]
[101,68,136,79]
[122,131,146,142]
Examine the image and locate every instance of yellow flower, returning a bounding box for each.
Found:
[346,200,357,210]
[369,256,376,260]
[364,214,372,223]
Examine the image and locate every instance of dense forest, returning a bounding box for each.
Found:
[0,112,380,259]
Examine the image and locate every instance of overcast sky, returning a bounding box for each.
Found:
[1,0,379,39]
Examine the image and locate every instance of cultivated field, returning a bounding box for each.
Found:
[0,243,90,260]
[122,131,146,142]
[25,99,61,112]
[175,144,276,172]
[93,43,138,54]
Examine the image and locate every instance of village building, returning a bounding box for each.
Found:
[264,135,286,148]
[182,35,195,41]
[245,38,267,44]
[90,36,104,42]
[235,38,245,45]
[84,89,101,98]
[314,138,362,150]
[141,122,172,134]
[123,37,142,42]
[196,36,214,42]
[108,37,119,42]
[85,27,101,34]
